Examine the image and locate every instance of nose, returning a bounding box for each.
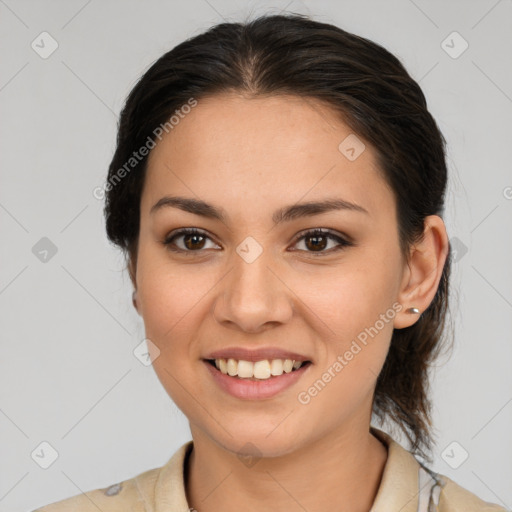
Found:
[212,248,294,333]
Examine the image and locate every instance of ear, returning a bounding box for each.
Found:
[394,215,449,329]
[128,257,140,315]
[128,256,137,289]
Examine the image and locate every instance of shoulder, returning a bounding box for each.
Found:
[32,465,162,512]
[437,473,509,512]
[370,426,508,512]
[32,440,193,512]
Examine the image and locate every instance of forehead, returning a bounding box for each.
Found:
[142,92,394,220]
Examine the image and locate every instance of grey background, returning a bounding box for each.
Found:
[0,0,511,510]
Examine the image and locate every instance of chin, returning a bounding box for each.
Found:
[213,427,305,460]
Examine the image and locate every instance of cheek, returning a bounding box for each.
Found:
[137,249,215,338]
[135,255,207,368]
[294,273,395,424]
[294,264,396,389]
[296,261,396,338]
[137,263,213,413]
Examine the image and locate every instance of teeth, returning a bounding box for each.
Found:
[270,359,283,376]
[283,359,293,373]
[213,358,306,379]
[237,360,254,378]
[227,358,238,376]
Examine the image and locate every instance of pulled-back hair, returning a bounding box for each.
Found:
[104,12,453,463]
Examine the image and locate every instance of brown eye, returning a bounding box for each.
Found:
[163,227,353,256]
[163,228,219,253]
[293,229,353,255]
[304,233,328,251]
[183,233,206,250]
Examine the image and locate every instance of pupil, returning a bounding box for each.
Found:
[306,235,326,251]
[185,234,205,250]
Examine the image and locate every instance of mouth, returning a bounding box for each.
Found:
[203,358,312,380]
[202,357,313,400]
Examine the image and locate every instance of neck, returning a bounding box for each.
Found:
[185,420,388,512]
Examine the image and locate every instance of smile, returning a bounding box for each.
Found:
[203,358,312,399]
[210,357,308,379]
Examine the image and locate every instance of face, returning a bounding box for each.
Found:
[133,92,408,457]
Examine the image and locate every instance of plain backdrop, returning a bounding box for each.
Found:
[0,1,511,511]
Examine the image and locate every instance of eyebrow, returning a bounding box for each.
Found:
[150,195,370,223]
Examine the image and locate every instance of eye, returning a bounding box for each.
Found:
[162,227,353,256]
[163,228,219,253]
[291,228,353,255]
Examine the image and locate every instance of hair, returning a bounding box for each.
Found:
[104,12,453,464]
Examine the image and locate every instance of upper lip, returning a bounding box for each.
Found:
[204,347,312,363]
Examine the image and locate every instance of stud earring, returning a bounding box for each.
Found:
[406,307,420,314]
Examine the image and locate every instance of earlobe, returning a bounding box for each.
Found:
[394,215,449,329]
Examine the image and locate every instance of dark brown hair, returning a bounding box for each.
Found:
[104,12,453,463]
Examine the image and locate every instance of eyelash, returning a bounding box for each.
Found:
[162,228,354,256]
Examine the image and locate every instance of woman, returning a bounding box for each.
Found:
[34,12,506,512]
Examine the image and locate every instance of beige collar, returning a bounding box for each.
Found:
[151,426,427,512]
[369,426,425,511]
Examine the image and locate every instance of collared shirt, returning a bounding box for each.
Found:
[33,427,507,512]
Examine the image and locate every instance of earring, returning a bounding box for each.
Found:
[406,307,420,314]
[132,290,137,309]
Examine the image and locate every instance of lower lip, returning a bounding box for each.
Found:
[203,360,312,400]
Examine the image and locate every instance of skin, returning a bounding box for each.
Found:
[130,92,449,512]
